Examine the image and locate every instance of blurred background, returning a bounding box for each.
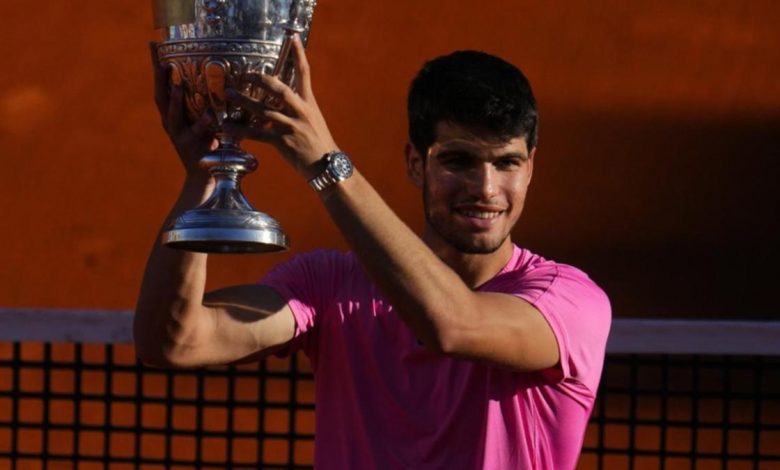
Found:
[0,0,777,320]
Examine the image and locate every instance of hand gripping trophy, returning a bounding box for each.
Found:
[152,0,317,253]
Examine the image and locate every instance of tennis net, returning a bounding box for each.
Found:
[1,309,778,469]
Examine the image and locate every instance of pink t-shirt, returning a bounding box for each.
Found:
[261,245,611,469]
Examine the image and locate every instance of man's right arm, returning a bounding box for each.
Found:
[133,175,296,369]
[134,45,295,369]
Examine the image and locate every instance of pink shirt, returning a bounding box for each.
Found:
[261,245,611,469]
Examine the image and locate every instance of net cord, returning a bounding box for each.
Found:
[0,308,778,355]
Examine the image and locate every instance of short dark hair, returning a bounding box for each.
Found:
[407,50,538,155]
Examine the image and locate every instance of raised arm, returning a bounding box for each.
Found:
[133,44,295,369]
[224,36,559,372]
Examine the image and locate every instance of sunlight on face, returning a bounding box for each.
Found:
[421,123,534,255]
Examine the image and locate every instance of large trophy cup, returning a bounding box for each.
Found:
[153,0,317,253]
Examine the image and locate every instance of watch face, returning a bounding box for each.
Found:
[329,152,353,179]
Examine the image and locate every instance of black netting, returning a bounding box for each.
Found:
[580,354,780,469]
[1,343,778,469]
[0,342,314,469]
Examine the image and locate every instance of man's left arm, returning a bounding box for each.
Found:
[225,36,560,372]
[325,171,561,371]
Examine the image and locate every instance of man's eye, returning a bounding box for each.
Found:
[495,158,522,170]
[441,155,472,169]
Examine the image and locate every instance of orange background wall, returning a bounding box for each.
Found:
[0,1,777,319]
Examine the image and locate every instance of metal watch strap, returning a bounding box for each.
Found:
[308,151,353,191]
[309,169,338,191]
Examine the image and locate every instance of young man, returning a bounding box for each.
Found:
[135,36,611,469]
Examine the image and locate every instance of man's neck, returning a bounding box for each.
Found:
[423,232,515,289]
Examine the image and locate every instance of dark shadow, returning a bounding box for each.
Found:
[518,114,779,319]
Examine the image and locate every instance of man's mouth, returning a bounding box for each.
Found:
[453,204,507,229]
[458,210,502,220]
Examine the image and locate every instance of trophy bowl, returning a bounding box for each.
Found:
[153,0,317,253]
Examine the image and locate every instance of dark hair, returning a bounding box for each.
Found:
[407,50,538,155]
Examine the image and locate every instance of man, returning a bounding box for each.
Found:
[135,35,611,469]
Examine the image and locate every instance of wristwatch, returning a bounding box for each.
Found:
[308,150,354,191]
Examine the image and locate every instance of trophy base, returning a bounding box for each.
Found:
[162,208,289,254]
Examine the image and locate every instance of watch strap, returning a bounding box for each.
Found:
[308,151,353,191]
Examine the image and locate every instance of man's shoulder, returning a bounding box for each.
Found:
[283,248,357,266]
[496,244,563,284]
[495,244,609,305]
[505,244,583,276]
[261,248,366,290]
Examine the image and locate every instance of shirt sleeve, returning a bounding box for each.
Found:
[258,250,349,362]
[505,262,612,395]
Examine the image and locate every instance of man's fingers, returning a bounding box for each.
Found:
[225,80,304,120]
[225,88,265,114]
[222,122,281,142]
[190,110,215,137]
[259,109,296,128]
[291,34,313,99]
[246,73,305,114]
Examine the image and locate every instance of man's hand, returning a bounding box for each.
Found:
[151,42,218,179]
[222,34,338,177]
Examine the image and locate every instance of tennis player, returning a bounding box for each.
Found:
[135,34,611,469]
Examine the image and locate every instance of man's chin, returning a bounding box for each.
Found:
[447,235,508,255]
[457,244,503,255]
[424,217,510,255]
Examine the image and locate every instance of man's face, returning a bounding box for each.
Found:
[407,122,535,255]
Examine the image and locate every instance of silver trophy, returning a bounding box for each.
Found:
[152,0,317,253]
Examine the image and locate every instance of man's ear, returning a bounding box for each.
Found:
[405,142,424,188]
[527,147,536,185]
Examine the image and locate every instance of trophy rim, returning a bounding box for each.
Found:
[163,227,289,254]
[156,39,285,59]
[159,38,281,45]
[162,207,290,254]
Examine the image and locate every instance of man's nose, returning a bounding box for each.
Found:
[470,164,498,199]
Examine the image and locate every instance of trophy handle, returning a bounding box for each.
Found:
[263,32,296,110]
[264,0,311,107]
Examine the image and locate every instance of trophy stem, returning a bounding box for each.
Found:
[161,136,289,253]
[199,136,257,212]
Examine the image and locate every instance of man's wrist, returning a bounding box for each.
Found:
[301,149,339,180]
[308,150,354,192]
[180,173,215,204]
[182,172,213,187]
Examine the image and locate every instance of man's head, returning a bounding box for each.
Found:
[407,50,538,157]
[406,51,538,255]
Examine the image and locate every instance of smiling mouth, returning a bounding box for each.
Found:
[455,207,505,226]
[458,210,503,220]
